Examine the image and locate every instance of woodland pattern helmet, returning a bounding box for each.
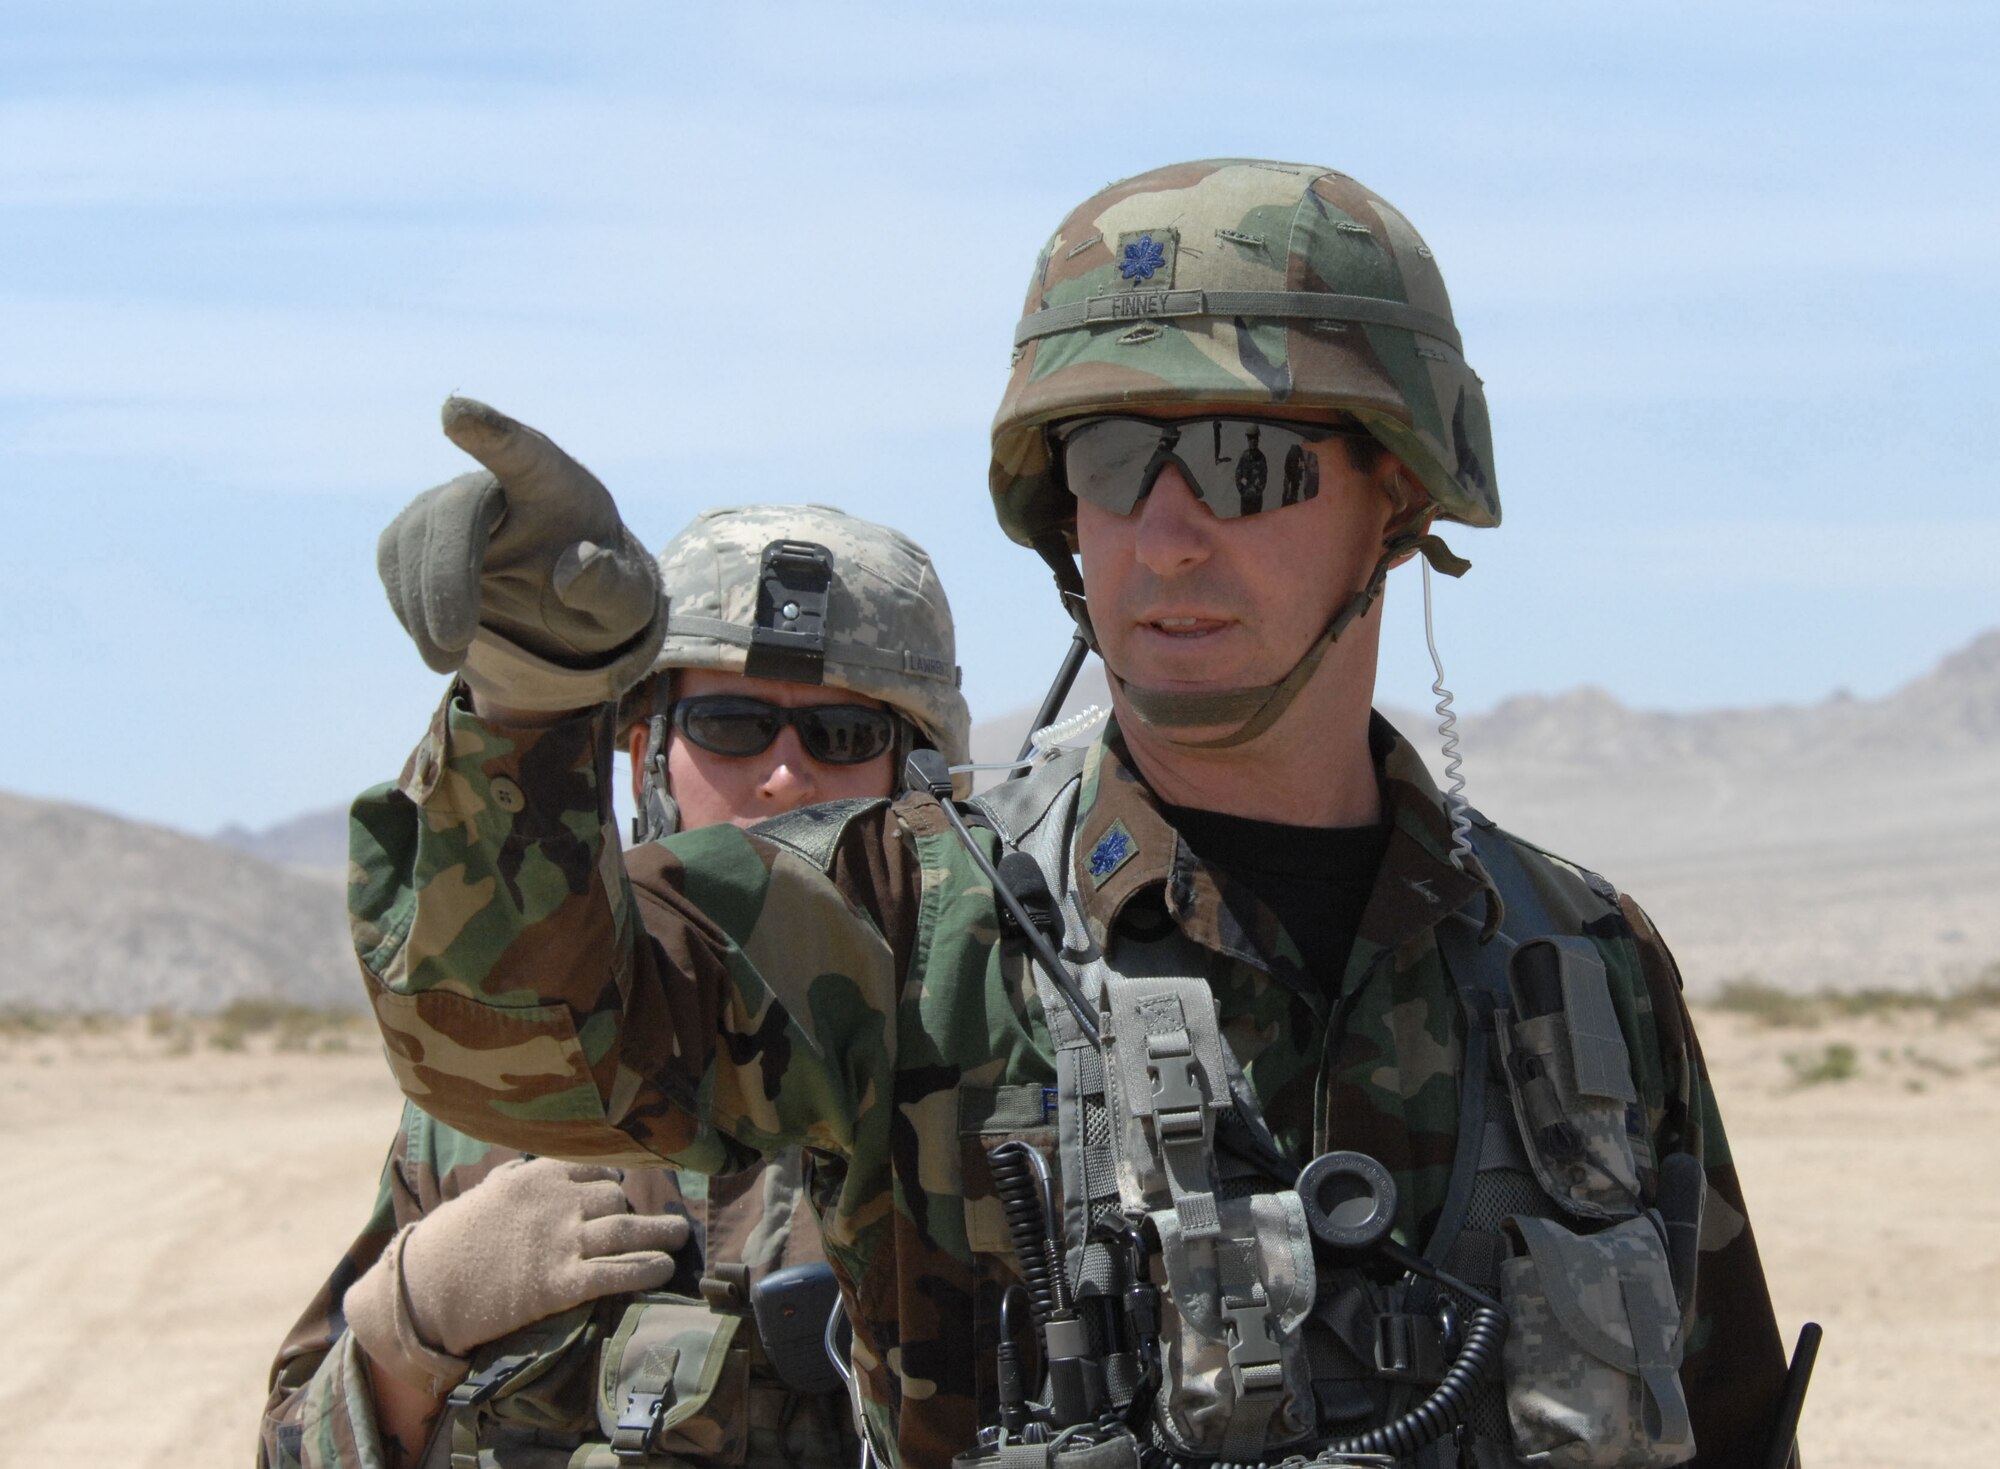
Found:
[645,503,972,772]
[990,158,1499,550]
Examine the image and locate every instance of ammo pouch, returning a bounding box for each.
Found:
[578,1293,750,1466]
[433,1303,603,1469]
[1498,1215,1693,1468]
[1494,937,1647,1222]
[1096,974,1319,1461]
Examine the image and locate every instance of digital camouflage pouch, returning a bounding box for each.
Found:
[1496,938,1649,1221]
[1498,1215,1694,1468]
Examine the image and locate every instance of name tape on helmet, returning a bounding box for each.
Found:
[1014,287,1463,357]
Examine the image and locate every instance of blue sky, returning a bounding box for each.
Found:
[4,0,1995,834]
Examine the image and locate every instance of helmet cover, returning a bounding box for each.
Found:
[991,158,1499,547]
[645,504,971,776]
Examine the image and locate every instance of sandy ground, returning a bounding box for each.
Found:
[2,1010,1995,1467]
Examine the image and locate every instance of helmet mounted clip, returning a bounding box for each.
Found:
[743,539,834,685]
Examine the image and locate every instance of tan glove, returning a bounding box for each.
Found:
[376,397,667,711]
[344,1157,689,1394]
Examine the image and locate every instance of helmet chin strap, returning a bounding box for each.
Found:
[1112,532,1469,751]
[630,673,683,844]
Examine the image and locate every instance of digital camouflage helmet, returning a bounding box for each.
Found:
[629,504,973,835]
[989,159,1492,746]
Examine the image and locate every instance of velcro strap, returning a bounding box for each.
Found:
[667,613,959,686]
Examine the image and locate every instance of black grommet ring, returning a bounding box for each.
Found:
[1297,1150,1398,1254]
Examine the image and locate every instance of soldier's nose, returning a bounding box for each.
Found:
[758,732,818,810]
[1133,467,1214,577]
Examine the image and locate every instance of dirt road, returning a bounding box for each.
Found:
[2,1009,1993,1465]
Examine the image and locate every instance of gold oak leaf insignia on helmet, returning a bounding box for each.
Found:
[989,157,1501,560]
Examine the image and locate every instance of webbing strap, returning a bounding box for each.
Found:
[665,613,958,685]
[1623,1271,1695,1456]
[1103,978,1228,1238]
[1424,826,1557,1271]
[1015,288,1464,356]
[446,1350,539,1469]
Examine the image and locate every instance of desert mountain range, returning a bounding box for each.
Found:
[7,630,1993,1013]
[1,792,353,1013]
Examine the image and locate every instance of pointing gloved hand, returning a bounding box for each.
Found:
[343,1156,690,1394]
[377,397,667,711]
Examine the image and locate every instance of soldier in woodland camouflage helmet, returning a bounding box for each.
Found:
[341,159,1794,1469]
[992,159,1491,747]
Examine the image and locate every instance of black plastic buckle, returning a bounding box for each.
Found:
[445,1350,535,1408]
[743,539,833,685]
[612,1385,672,1460]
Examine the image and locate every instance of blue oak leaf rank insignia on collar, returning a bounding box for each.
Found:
[1120,234,1167,281]
[1087,820,1138,882]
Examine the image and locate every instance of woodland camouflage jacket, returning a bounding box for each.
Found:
[349,690,1789,1468]
[257,1104,835,1469]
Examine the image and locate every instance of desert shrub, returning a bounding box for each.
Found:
[0,1006,59,1038]
[1784,1042,1859,1087]
[209,997,364,1052]
[1712,977,1819,1027]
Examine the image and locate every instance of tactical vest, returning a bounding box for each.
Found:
[937,758,1697,1469]
[422,1151,862,1469]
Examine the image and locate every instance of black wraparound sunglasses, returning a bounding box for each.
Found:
[1052,414,1367,519]
[671,695,899,765]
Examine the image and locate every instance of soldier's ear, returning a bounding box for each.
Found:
[1379,462,1436,569]
[627,724,651,805]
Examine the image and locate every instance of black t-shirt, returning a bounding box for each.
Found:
[1161,802,1388,992]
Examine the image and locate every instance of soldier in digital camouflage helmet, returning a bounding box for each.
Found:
[262,501,967,1469]
[339,161,1794,1469]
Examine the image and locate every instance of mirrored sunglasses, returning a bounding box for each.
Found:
[671,695,898,765]
[1052,415,1365,519]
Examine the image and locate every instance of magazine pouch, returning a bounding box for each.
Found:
[1499,1215,1694,1468]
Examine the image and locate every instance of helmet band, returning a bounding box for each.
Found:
[1015,287,1463,357]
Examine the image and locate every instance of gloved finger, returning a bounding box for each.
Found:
[577,1251,681,1298]
[376,472,506,673]
[440,397,607,512]
[568,1177,639,1221]
[580,1211,692,1258]
[544,1160,623,1185]
[550,531,665,630]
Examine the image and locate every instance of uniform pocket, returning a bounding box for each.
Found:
[958,1083,1061,1256]
[1495,937,1647,1221]
[1499,1215,1694,1468]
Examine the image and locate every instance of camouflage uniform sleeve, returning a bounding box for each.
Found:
[1622,896,1793,1468]
[257,1117,413,1469]
[260,1102,536,1469]
[352,690,921,1170]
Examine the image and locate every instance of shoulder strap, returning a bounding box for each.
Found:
[1424,823,1558,1269]
[967,749,1087,855]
